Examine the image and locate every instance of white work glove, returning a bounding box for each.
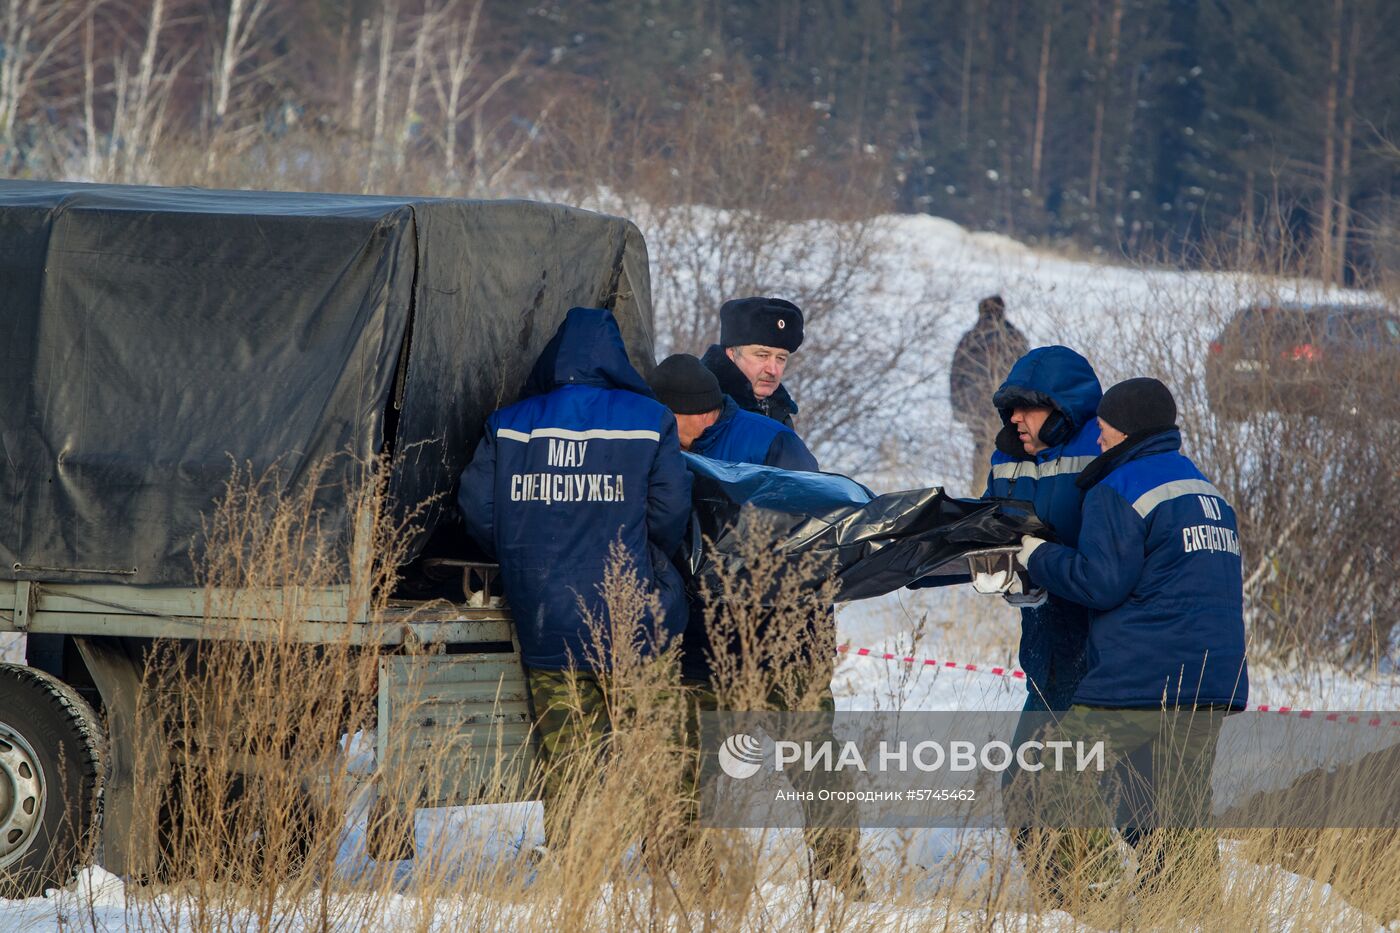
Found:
[971,566,1015,595]
[1017,535,1046,569]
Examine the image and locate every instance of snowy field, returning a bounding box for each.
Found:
[3,209,1396,930]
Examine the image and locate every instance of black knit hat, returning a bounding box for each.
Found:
[1097,377,1177,436]
[649,354,724,415]
[719,297,804,352]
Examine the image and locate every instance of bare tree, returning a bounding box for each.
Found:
[1030,3,1055,197]
[1333,8,1361,283]
[392,3,444,175]
[86,0,194,182]
[349,18,371,134]
[424,0,532,184]
[1319,0,1343,283]
[205,0,279,170]
[367,0,398,185]
[0,0,97,167]
[1087,0,1122,212]
[427,0,483,178]
[543,84,940,476]
[82,10,99,179]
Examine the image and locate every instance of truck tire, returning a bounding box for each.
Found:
[0,662,105,897]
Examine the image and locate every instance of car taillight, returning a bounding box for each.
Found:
[1209,341,1223,355]
[1286,343,1320,362]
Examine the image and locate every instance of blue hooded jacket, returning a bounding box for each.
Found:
[986,346,1103,710]
[689,396,819,471]
[1026,429,1249,709]
[457,308,692,671]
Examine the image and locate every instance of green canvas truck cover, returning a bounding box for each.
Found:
[0,180,653,586]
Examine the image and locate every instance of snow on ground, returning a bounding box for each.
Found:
[3,210,1395,930]
[745,208,1372,492]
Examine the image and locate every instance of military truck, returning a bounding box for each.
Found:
[0,180,655,894]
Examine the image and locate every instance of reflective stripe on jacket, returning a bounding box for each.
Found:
[458,308,692,671]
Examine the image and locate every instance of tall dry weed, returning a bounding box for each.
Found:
[11,453,1397,931]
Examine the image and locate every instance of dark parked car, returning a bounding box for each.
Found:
[1206,302,1400,420]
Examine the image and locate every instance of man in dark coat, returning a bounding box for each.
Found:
[950,295,1029,490]
[647,352,865,897]
[700,297,804,430]
[457,307,692,848]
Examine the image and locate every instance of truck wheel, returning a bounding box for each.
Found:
[0,663,105,897]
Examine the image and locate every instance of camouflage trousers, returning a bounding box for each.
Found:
[1013,704,1225,913]
[675,676,865,892]
[524,667,613,848]
[525,665,691,851]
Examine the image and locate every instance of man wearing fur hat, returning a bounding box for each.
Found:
[649,352,817,470]
[701,297,805,430]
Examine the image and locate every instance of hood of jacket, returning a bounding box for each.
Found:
[701,344,798,418]
[523,307,653,399]
[992,345,1101,433]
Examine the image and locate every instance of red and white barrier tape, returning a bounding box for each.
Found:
[835,643,1400,728]
[836,643,1026,681]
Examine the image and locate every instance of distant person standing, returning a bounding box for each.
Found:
[701,297,804,430]
[950,295,1029,490]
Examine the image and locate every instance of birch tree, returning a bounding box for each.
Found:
[206,0,278,169]
[424,0,539,192]
[89,0,193,182]
[0,0,98,165]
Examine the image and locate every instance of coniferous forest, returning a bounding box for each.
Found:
[4,0,1399,279]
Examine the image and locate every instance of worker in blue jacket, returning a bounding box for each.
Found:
[1016,378,1247,910]
[458,306,692,848]
[1019,377,1249,710]
[647,352,823,685]
[646,352,866,897]
[981,345,1104,711]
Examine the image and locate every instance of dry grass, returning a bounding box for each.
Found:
[2,456,1388,932]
